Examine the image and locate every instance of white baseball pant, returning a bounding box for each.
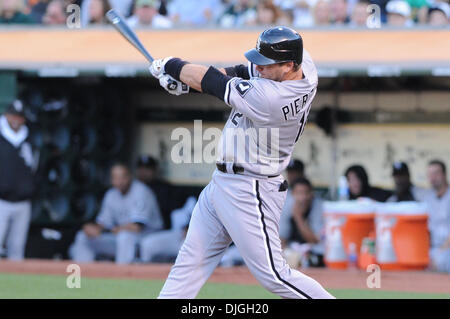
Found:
[158,170,334,299]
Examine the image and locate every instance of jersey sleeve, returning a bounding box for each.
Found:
[247,61,260,78]
[130,186,163,232]
[224,77,270,124]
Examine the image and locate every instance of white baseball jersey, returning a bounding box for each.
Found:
[96,180,163,232]
[218,50,318,177]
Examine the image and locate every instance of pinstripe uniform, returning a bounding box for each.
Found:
[159,51,333,299]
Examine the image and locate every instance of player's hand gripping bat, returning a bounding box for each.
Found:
[105,9,178,91]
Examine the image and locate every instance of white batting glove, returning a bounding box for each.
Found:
[149,56,173,79]
[159,74,189,96]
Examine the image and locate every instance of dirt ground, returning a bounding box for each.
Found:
[1,259,449,294]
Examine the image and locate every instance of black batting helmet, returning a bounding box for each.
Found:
[245,26,303,66]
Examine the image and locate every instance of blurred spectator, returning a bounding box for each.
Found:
[136,155,173,229]
[168,0,222,26]
[425,160,450,273]
[218,0,257,28]
[405,0,429,23]
[370,0,389,23]
[70,162,163,264]
[330,0,350,23]
[279,178,325,267]
[108,0,134,16]
[350,0,371,26]
[312,0,331,25]
[0,100,37,260]
[81,0,134,27]
[286,158,306,184]
[386,162,427,202]
[29,0,50,24]
[0,0,34,24]
[86,0,111,25]
[252,0,282,25]
[281,159,306,240]
[159,0,168,16]
[140,196,196,262]
[271,0,295,25]
[292,0,317,27]
[385,0,413,26]
[427,2,450,25]
[127,0,172,28]
[42,0,67,25]
[345,164,391,202]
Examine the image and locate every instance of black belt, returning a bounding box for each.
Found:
[216,163,288,191]
[216,163,244,174]
[215,162,283,180]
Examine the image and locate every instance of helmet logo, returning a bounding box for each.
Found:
[256,37,261,52]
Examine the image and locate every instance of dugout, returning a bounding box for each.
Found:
[0,27,449,258]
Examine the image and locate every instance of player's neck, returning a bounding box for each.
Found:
[282,68,303,81]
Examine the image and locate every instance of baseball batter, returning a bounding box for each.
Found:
[149,26,334,299]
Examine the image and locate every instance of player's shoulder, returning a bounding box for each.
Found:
[301,49,318,87]
[131,180,152,194]
[226,76,268,103]
[104,187,118,201]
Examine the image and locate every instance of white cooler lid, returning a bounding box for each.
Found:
[375,201,428,215]
[324,199,376,214]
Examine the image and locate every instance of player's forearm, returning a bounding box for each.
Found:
[179,64,209,92]
[164,58,232,100]
[116,223,143,233]
[294,217,319,244]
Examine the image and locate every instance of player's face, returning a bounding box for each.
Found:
[292,184,313,206]
[111,165,132,194]
[393,174,410,193]
[287,170,303,186]
[255,63,293,82]
[427,164,447,190]
[5,113,26,132]
[136,166,156,183]
[429,11,448,26]
[347,171,362,196]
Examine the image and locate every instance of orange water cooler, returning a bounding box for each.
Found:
[375,202,429,270]
[324,201,376,269]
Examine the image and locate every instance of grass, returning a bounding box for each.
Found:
[0,273,449,299]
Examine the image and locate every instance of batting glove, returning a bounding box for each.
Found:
[149,56,173,79]
[159,74,190,96]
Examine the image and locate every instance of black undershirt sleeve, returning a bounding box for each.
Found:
[201,66,233,102]
[224,64,250,80]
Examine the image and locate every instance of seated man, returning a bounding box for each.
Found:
[279,177,325,267]
[70,162,163,264]
[387,162,427,202]
[140,196,196,263]
[425,160,450,273]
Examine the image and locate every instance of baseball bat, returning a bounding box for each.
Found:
[105,9,178,90]
[105,9,154,63]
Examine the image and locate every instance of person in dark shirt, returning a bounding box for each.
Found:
[279,178,325,267]
[345,164,391,202]
[0,100,37,260]
[136,155,173,229]
[387,161,427,202]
